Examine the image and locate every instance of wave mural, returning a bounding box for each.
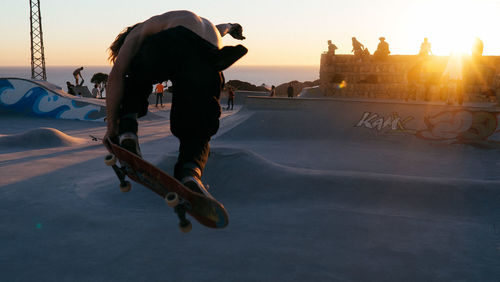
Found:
[0,78,106,121]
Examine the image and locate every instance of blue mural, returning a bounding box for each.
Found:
[0,78,106,121]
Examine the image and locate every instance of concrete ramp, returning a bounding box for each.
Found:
[72,85,93,98]
[0,77,106,121]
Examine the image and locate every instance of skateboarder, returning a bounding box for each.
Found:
[73,67,84,86]
[104,10,247,194]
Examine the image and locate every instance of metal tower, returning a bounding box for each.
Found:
[29,0,47,80]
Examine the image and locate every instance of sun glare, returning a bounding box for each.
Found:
[411,0,480,56]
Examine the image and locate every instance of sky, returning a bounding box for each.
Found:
[1,0,500,67]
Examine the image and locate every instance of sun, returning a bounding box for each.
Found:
[409,0,479,56]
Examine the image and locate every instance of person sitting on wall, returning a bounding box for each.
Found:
[327,40,337,55]
[92,84,101,98]
[351,37,365,60]
[373,37,390,61]
[66,81,76,95]
[326,40,338,65]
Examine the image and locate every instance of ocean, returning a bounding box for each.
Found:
[0,65,319,90]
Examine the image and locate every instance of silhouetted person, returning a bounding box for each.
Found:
[351,37,365,60]
[326,40,337,65]
[373,37,390,60]
[92,83,101,98]
[73,67,84,86]
[155,83,164,107]
[419,37,432,58]
[327,40,337,55]
[269,85,276,97]
[472,37,484,61]
[66,81,76,95]
[226,87,234,110]
[287,83,294,98]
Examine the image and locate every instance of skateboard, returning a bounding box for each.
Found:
[104,137,228,232]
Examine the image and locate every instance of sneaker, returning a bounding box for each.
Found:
[119,132,142,157]
[181,175,209,196]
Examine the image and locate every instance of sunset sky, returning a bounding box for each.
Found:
[1,0,499,66]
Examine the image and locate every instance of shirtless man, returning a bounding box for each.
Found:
[104,10,247,193]
[73,67,84,85]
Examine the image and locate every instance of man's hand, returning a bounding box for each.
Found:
[229,23,245,40]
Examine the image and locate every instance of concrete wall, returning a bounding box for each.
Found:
[147,90,270,106]
[320,54,500,102]
[244,96,500,148]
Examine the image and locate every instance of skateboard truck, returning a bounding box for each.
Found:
[104,154,132,192]
[173,193,193,233]
[165,192,192,232]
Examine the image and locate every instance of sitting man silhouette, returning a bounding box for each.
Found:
[373,37,390,60]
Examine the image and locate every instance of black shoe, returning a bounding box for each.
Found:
[179,164,210,196]
[119,132,142,157]
[181,175,209,196]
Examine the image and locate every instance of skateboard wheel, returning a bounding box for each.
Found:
[120,181,131,193]
[104,154,116,166]
[179,220,192,233]
[165,192,179,207]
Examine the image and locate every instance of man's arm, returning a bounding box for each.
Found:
[216,23,246,40]
[104,26,147,147]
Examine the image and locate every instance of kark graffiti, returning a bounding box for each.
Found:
[355,112,415,133]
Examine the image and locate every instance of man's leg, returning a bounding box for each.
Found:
[116,77,152,156]
[174,138,210,179]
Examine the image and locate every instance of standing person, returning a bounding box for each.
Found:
[104,10,247,194]
[472,37,484,61]
[92,83,101,98]
[419,37,432,58]
[73,67,84,86]
[226,86,235,110]
[287,83,294,98]
[269,85,276,97]
[155,82,164,107]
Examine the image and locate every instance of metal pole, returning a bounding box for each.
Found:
[29,0,47,80]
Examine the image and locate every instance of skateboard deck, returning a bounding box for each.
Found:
[104,137,228,231]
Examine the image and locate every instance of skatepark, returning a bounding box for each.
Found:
[0,90,499,281]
